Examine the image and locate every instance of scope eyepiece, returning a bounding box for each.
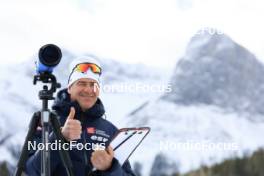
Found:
[36,44,62,73]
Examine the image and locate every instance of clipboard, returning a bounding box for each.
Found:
[110,127,150,166]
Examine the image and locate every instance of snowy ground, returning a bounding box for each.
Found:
[128,99,264,175]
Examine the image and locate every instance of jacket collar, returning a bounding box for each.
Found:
[52,88,105,124]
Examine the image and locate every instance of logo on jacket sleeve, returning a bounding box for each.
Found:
[90,135,109,142]
[86,127,110,142]
[86,127,110,138]
[87,127,96,134]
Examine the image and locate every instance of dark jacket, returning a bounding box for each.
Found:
[25,88,136,176]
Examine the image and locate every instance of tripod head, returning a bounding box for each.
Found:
[33,72,61,100]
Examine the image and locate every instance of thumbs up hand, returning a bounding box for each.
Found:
[61,107,82,141]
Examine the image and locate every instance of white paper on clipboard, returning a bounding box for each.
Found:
[110,127,150,166]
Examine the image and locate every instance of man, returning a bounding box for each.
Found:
[26,56,136,176]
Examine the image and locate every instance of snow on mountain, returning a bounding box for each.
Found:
[127,30,264,174]
[163,30,264,117]
[0,49,170,172]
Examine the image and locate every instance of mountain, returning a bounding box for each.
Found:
[127,31,264,174]
[163,30,264,117]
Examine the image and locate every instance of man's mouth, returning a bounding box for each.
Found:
[80,94,94,98]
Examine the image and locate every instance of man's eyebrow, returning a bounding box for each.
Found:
[77,81,96,84]
[77,81,86,83]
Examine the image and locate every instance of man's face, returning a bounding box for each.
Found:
[68,78,100,110]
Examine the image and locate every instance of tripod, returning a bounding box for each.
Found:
[14,72,74,176]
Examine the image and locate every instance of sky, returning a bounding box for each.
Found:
[0,0,263,69]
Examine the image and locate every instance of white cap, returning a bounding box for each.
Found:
[68,55,101,87]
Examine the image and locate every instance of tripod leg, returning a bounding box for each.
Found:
[49,112,75,176]
[14,112,41,176]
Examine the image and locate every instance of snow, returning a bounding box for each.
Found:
[128,100,264,174]
[0,147,13,163]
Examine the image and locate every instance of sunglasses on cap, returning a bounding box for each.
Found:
[73,63,102,75]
